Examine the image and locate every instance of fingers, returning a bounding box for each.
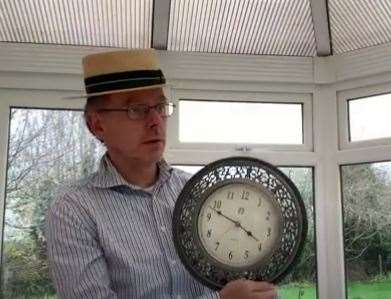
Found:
[220,279,278,299]
[254,289,278,299]
[244,280,275,292]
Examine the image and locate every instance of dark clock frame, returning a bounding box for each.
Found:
[173,156,308,290]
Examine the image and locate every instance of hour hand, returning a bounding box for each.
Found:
[242,228,259,242]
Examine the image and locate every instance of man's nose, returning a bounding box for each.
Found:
[145,107,165,127]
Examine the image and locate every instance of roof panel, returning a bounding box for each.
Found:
[0,0,152,48]
[168,0,317,56]
[329,0,391,54]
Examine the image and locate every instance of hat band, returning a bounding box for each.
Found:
[85,70,166,94]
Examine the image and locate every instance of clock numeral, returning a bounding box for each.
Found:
[258,197,262,207]
[206,212,212,221]
[213,200,222,209]
[244,250,249,260]
[215,241,220,251]
[227,191,234,199]
[207,229,212,238]
[241,190,249,200]
[258,243,262,251]
[228,251,233,260]
[267,227,272,238]
[266,210,271,221]
[237,207,245,215]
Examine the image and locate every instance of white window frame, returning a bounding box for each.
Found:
[338,82,391,150]
[335,80,391,299]
[167,89,313,153]
[5,41,391,299]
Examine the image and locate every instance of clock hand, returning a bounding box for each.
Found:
[208,206,241,227]
[239,226,260,242]
[208,206,259,242]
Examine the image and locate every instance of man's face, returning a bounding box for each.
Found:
[91,88,168,165]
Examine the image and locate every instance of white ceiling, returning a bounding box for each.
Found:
[0,0,390,57]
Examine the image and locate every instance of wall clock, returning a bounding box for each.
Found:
[173,156,307,290]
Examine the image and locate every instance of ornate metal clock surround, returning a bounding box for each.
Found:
[173,156,308,290]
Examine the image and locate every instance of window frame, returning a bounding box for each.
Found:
[338,82,391,150]
[167,89,313,152]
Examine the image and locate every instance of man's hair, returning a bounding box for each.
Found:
[84,95,107,142]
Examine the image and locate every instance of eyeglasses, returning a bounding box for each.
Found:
[97,102,176,120]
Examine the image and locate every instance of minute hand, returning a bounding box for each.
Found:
[208,205,241,227]
[208,206,259,242]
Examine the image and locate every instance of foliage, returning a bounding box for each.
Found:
[280,168,317,284]
[2,109,103,297]
[341,163,391,281]
[2,239,55,298]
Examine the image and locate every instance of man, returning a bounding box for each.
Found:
[46,49,278,299]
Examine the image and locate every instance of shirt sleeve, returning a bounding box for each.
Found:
[45,195,117,299]
[196,291,220,299]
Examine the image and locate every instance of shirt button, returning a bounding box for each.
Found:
[160,225,166,232]
[170,259,177,266]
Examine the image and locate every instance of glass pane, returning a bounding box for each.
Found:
[175,164,317,298]
[329,0,391,54]
[173,165,203,174]
[179,100,303,144]
[278,167,317,299]
[0,0,152,48]
[2,108,103,298]
[348,93,391,142]
[168,0,316,56]
[341,162,391,299]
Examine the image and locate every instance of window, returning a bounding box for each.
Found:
[348,93,391,142]
[170,90,312,152]
[341,162,391,299]
[2,108,103,298]
[174,164,317,298]
[179,100,303,144]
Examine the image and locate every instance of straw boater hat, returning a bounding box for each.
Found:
[68,48,166,99]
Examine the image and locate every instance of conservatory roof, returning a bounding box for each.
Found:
[0,0,390,57]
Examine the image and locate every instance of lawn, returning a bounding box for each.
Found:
[278,280,391,299]
[347,280,391,299]
[20,280,391,299]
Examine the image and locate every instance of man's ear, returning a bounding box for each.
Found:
[87,111,105,142]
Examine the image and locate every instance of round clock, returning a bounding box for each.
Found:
[173,156,307,290]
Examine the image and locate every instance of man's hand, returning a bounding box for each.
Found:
[219,279,277,299]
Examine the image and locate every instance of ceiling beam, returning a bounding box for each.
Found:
[310,0,332,56]
[152,0,171,50]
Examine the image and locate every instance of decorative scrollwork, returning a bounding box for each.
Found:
[173,156,307,290]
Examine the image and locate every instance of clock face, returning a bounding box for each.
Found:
[197,183,282,268]
[173,157,307,290]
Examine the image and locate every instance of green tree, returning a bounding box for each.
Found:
[342,163,391,281]
[2,109,102,298]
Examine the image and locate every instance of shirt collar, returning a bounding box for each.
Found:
[89,153,173,190]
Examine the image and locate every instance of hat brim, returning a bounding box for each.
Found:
[64,83,167,99]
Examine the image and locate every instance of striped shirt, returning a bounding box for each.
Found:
[45,154,220,299]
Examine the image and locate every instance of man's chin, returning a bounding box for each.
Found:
[143,146,165,162]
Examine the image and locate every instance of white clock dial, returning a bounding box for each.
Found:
[198,183,282,268]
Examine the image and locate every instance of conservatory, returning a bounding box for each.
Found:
[0,0,390,298]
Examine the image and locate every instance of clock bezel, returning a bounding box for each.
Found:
[173,156,308,290]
